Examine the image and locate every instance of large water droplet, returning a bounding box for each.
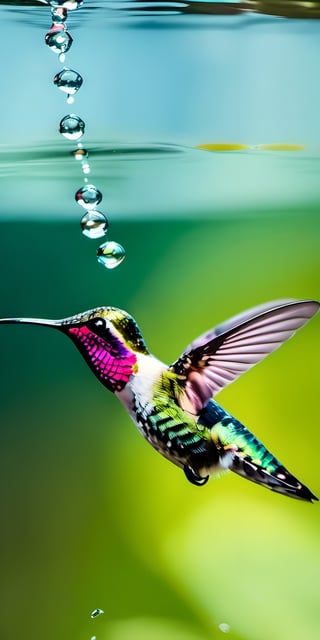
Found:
[97,241,126,269]
[50,0,83,10]
[54,68,83,98]
[51,6,68,23]
[80,211,108,239]
[75,185,102,209]
[59,114,85,140]
[90,608,104,619]
[45,28,73,56]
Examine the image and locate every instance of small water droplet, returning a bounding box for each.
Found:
[54,68,83,97]
[80,211,108,239]
[97,241,126,269]
[82,163,91,174]
[91,637,97,640]
[59,53,66,63]
[59,114,85,140]
[72,148,88,161]
[67,95,74,104]
[50,0,83,10]
[45,28,73,56]
[51,6,68,23]
[90,608,104,619]
[218,623,230,634]
[75,185,102,209]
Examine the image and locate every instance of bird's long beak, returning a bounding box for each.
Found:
[0,317,64,329]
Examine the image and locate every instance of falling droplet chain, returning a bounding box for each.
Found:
[45,0,125,268]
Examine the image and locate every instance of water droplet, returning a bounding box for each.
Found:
[97,241,126,269]
[67,95,74,104]
[82,163,91,175]
[91,637,97,640]
[218,623,230,634]
[50,0,83,10]
[80,211,108,239]
[59,53,66,63]
[90,608,104,619]
[45,28,73,56]
[72,148,88,161]
[75,185,102,209]
[59,114,85,140]
[53,68,83,98]
[51,6,68,23]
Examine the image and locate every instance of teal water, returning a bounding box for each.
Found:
[1,2,320,219]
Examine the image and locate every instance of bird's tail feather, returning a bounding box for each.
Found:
[231,453,318,502]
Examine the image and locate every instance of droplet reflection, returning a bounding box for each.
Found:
[51,6,68,23]
[54,68,83,97]
[59,114,85,140]
[45,28,73,56]
[50,0,83,10]
[75,185,102,209]
[80,211,108,239]
[97,241,126,269]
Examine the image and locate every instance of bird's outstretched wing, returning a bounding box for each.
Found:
[169,299,319,414]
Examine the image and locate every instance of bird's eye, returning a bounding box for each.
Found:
[88,317,107,334]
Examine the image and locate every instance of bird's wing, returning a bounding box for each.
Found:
[169,299,319,414]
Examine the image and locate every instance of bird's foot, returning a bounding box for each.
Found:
[184,465,209,486]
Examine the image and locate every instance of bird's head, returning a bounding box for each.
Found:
[0,307,149,392]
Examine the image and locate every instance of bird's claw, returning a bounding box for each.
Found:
[183,465,209,486]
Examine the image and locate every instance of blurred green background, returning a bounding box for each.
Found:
[0,211,319,640]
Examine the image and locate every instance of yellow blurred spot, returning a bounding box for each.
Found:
[196,142,305,152]
[258,143,305,151]
[196,143,249,152]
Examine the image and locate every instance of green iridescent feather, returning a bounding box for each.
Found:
[212,416,279,474]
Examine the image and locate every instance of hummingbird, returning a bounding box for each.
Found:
[0,299,319,502]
